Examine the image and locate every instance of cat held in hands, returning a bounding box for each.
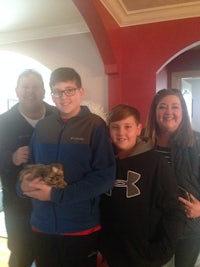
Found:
[19,163,67,189]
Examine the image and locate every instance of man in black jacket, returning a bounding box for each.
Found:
[0,69,57,267]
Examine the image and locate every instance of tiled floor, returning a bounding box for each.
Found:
[0,236,9,267]
[0,212,9,267]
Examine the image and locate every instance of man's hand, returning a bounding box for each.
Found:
[12,146,30,166]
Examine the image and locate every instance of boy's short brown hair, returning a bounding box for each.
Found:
[109,104,140,125]
[49,67,82,90]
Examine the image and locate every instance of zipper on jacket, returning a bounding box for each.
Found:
[54,121,67,233]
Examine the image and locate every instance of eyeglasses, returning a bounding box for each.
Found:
[51,88,79,98]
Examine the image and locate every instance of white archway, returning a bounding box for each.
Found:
[0,50,53,114]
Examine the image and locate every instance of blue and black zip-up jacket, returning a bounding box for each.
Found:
[29,106,115,234]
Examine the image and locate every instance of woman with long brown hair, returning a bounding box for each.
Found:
[145,88,200,267]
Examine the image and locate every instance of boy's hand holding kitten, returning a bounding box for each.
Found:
[19,163,67,189]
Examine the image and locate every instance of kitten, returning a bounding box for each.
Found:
[19,163,67,189]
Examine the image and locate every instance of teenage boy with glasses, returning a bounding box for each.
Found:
[19,67,115,267]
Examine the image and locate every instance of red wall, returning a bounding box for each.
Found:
[73,0,200,124]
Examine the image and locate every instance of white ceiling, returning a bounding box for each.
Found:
[1,0,200,45]
[100,0,200,26]
[0,0,89,45]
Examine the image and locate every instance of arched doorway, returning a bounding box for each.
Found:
[156,42,200,132]
[0,50,53,114]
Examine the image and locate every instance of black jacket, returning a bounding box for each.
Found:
[170,131,200,238]
[100,138,185,267]
[0,102,57,212]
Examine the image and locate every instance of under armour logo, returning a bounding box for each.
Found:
[106,170,141,198]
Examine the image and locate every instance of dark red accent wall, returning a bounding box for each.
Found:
[73,0,200,124]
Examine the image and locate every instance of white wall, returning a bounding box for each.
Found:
[0,33,108,112]
[190,80,200,132]
[156,67,168,92]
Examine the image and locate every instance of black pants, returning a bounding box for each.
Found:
[4,205,35,267]
[33,231,99,267]
[175,237,200,267]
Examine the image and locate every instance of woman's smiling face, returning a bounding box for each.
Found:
[156,94,183,134]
